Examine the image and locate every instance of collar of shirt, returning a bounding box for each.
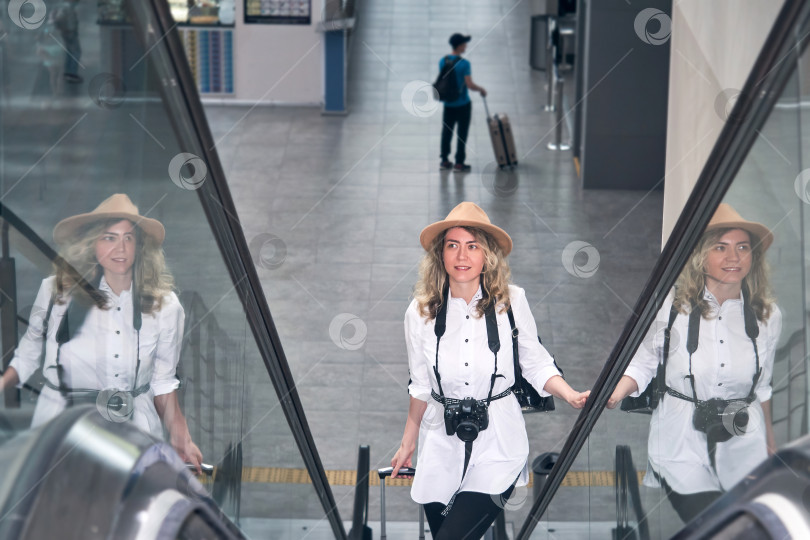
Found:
[703,287,743,314]
[448,284,483,309]
[99,275,132,304]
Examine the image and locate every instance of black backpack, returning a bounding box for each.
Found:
[433,56,462,102]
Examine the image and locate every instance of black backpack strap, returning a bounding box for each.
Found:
[41,295,56,367]
[684,303,701,401]
[506,307,521,382]
[483,302,504,405]
[741,286,762,402]
[433,283,450,397]
[656,304,680,400]
[484,304,500,354]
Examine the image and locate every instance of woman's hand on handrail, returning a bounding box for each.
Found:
[154,390,203,474]
[544,374,590,409]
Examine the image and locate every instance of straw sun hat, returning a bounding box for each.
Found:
[52,194,165,245]
[420,202,513,255]
[705,203,773,252]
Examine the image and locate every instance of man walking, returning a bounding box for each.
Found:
[439,34,487,172]
[54,0,82,84]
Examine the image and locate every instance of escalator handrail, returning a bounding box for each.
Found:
[0,202,60,263]
[131,2,347,538]
[517,1,810,538]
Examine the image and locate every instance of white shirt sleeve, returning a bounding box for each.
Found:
[510,286,560,398]
[755,305,782,403]
[9,277,55,385]
[150,292,184,396]
[405,300,432,401]
[624,294,676,397]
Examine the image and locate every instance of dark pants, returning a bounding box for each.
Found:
[661,478,722,523]
[62,32,81,76]
[440,101,472,164]
[423,485,513,540]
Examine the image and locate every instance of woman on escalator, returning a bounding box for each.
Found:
[390,202,590,540]
[0,194,202,471]
[607,203,781,523]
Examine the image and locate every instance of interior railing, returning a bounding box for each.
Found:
[517,0,810,537]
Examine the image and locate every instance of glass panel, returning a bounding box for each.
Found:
[0,0,335,534]
[522,29,809,540]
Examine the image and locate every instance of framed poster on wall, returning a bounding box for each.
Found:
[244,0,311,25]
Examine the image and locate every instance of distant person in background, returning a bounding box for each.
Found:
[54,0,82,84]
[438,33,487,173]
[0,194,202,472]
[36,19,63,97]
[607,204,781,523]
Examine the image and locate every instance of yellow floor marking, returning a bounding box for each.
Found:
[203,467,645,487]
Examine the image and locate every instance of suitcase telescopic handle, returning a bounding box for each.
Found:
[377,466,416,478]
[482,96,491,120]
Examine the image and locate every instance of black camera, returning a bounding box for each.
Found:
[692,398,750,443]
[444,397,489,442]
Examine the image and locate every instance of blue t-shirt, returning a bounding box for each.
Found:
[438,55,471,107]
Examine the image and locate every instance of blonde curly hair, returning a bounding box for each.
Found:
[53,218,175,314]
[673,227,774,321]
[414,226,512,320]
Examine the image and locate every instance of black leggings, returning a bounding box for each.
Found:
[423,485,514,540]
[661,478,722,523]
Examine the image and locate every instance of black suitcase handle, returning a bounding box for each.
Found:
[378,466,423,539]
[377,466,416,478]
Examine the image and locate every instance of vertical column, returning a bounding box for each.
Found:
[322,28,347,115]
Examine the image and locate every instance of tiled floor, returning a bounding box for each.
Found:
[202,0,666,533]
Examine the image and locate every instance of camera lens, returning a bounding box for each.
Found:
[457,421,479,442]
[108,395,124,411]
[733,408,749,432]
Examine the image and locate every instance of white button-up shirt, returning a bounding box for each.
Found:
[625,288,781,494]
[406,284,561,504]
[10,276,185,439]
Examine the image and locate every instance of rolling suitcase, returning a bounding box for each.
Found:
[378,466,425,539]
[483,97,518,169]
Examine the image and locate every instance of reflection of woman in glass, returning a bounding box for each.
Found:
[608,204,781,523]
[391,202,590,539]
[0,194,202,470]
